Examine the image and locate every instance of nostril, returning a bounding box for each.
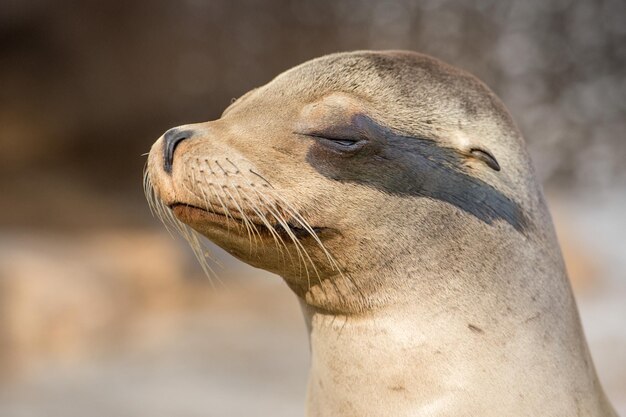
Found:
[163,128,193,173]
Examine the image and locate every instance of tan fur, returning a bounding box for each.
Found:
[146,51,617,416]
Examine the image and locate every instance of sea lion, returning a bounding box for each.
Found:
[144,51,617,417]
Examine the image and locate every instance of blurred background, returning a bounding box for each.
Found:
[1,0,625,415]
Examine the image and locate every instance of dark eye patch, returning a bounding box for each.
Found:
[305,115,528,234]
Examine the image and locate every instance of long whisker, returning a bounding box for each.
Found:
[212,160,254,239]
[253,190,324,293]
[204,160,238,230]
[237,160,358,304]
[230,159,332,296]
[264,193,352,303]
[145,162,221,285]
[184,226,223,288]
[221,183,258,255]
[268,191,364,302]
[146,154,356,303]
[237,188,294,268]
[228,170,300,272]
[221,159,263,251]
[270,192,341,270]
[190,165,214,216]
[147,175,179,238]
[232,185,264,249]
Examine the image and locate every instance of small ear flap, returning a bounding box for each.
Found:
[470,148,501,171]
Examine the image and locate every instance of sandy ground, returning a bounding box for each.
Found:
[0,191,624,416]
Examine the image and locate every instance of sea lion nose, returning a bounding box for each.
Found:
[163,128,193,173]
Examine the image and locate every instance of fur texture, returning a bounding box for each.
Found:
[146,51,617,417]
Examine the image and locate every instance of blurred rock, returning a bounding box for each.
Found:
[0,230,211,379]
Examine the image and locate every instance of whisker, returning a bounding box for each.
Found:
[190,166,221,220]
[238,188,294,267]
[231,185,264,249]
[253,190,323,292]
[268,191,364,304]
[204,161,239,230]
[144,166,221,285]
[145,156,356,303]
[230,172,296,268]
[224,158,241,174]
[265,194,350,303]
[182,225,223,288]
[248,169,274,188]
[271,193,340,269]
[222,184,258,255]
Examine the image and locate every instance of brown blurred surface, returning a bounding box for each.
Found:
[0,196,625,416]
[1,0,625,415]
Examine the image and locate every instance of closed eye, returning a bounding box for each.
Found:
[313,136,360,147]
[299,133,366,152]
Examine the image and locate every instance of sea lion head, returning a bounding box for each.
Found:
[146,51,548,314]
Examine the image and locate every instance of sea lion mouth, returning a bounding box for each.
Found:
[169,203,326,239]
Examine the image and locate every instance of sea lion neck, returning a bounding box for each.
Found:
[296,213,613,416]
[299,263,611,417]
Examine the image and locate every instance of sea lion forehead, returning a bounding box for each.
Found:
[297,91,463,144]
[274,51,468,96]
[266,52,506,138]
[282,50,450,81]
[297,93,367,126]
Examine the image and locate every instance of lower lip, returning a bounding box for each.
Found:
[169,204,333,240]
[170,204,276,236]
[171,204,232,225]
